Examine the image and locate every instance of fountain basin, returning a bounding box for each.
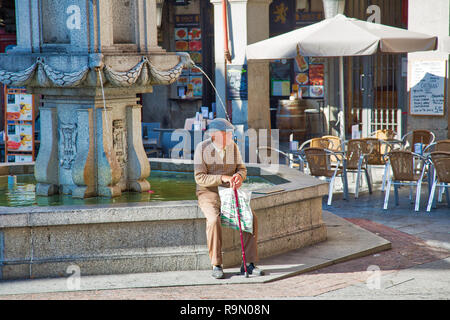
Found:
[0,159,328,280]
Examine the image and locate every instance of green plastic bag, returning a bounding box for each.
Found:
[219,188,253,234]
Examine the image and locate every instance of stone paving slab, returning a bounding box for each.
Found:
[0,211,391,296]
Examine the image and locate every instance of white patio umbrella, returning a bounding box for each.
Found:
[246,14,438,140]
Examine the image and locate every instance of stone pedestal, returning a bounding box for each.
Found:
[34,91,151,198]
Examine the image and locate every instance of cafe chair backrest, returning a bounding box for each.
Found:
[304,147,334,177]
[435,140,450,152]
[372,129,397,141]
[412,130,435,146]
[363,138,385,165]
[345,139,369,169]
[388,150,417,182]
[321,135,342,152]
[310,137,333,149]
[430,151,450,184]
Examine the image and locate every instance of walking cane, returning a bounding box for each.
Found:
[233,187,249,278]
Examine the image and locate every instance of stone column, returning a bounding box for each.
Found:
[35,107,59,196]
[126,105,151,193]
[210,0,272,131]
[72,108,95,198]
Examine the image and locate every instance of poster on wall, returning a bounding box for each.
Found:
[409,60,447,116]
[293,54,324,99]
[272,80,291,96]
[6,124,33,152]
[227,65,248,100]
[4,86,35,162]
[190,76,203,97]
[309,64,324,86]
[175,14,203,98]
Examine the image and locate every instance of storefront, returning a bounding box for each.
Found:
[268,0,326,140]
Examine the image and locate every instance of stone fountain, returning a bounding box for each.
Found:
[0,1,330,281]
[0,0,192,198]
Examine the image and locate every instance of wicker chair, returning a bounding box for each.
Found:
[344,139,373,198]
[321,135,344,163]
[383,150,428,212]
[426,151,450,212]
[371,129,397,141]
[423,139,450,153]
[401,130,436,152]
[300,137,334,150]
[424,140,450,203]
[298,138,335,172]
[303,147,348,205]
[363,137,394,191]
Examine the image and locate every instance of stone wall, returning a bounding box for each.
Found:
[408,0,450,140]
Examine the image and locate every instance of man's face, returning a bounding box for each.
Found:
[212,131,233,147]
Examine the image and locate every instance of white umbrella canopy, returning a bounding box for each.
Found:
[246,14,438,141]
[246,14,437,59]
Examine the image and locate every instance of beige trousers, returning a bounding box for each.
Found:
[197,190,258,266]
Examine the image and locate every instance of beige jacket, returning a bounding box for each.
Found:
[194,138,247,194]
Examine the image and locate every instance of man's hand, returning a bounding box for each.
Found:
[231,173,243,190]
[221,174,243,189]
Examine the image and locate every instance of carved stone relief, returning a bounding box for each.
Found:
[59,122,77,169]
[113,119,127,170]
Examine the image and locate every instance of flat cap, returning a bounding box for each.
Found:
[207,118,235,132]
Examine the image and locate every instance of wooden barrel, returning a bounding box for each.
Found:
[276,99,307,142]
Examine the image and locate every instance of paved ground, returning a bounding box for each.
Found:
[1,187,448,300]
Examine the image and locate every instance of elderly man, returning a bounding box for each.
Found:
[194,118,264,279]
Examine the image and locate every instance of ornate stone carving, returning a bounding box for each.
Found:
[59,122,78,170]
[0,53,193,88]
[112,119,127,170]
[0,58,89,87]
[103,53,193,87]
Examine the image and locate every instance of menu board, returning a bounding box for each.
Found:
[294,54,325,99]
[3,86,35,162]
[175,16,203,98]
[409,60,447,116]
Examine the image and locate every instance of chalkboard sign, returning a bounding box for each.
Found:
[227,65,248,100]
[409,60,447,116]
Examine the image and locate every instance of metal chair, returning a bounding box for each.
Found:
[401,130,436,152]
[370,129,397,141]
[320,135,344,165]
[298,138,335,172]
[423,139,450,153]
[383,150,429,212]
[363,137,393,192]
[424,140,450,203]
[426,151,450,212]
[343,139,373,198]
[303,147,348,205]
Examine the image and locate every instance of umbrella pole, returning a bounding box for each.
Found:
[339,56,346,141]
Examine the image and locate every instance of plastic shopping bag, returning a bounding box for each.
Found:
[219,188,253,234]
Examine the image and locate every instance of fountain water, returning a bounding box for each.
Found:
[193,63,231,122]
